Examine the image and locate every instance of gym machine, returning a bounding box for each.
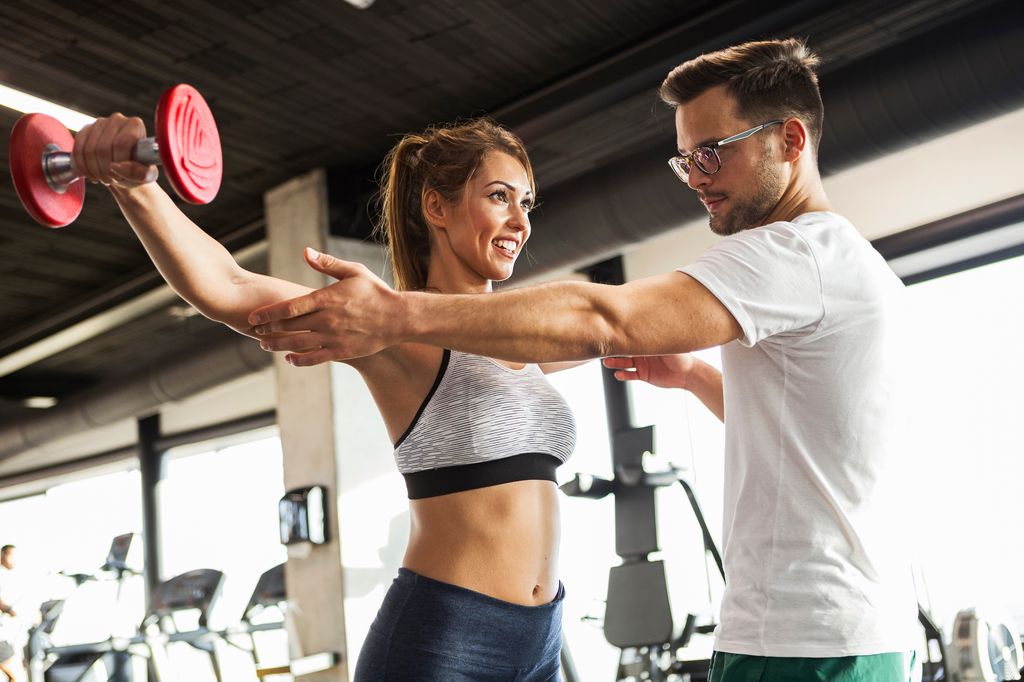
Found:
[27,533,297,682]
[558,258,720,681]
[561,422,720,682]
[28,534,144,682]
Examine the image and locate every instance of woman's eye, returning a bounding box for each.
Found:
[490,190,508,202]
[521,200,533,211]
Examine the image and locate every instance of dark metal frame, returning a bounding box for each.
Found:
[873,192,1024,285]
[669,119,784,181]
[557,256,719,682]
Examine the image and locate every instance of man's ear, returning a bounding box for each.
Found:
[782,118,809,162]
[422,189,448,231]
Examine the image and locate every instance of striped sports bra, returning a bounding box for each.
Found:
[393,349,577,499]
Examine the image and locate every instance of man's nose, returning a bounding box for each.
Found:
[687,165,711,191]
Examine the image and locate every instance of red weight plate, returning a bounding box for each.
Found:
[8,114,85,228]
[154,84,222,204]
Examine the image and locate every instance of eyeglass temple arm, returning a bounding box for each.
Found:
[716,119,786,147]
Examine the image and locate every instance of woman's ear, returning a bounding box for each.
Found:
[422,189,448,231]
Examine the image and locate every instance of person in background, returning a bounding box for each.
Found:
[0,545,25,682]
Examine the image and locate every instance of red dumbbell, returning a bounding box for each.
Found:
[8,84,222,228]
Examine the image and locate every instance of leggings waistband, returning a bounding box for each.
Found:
[368,568,565,669]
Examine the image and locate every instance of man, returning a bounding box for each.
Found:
[250,39,919,681]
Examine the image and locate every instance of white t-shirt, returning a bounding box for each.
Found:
[680,211,919,657]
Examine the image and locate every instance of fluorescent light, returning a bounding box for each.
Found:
[0,83,95,131]
[23,396,58,409]
[342,0,375,7]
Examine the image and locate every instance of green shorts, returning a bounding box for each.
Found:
[709,650,917,682]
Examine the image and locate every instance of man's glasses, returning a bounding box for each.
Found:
[668,119,784,182]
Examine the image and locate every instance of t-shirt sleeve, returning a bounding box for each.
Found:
[679,223,824,347]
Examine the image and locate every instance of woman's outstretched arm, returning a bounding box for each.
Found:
[110,182,311,336]
[74,113,311,336]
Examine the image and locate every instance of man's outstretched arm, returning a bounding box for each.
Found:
[250,248,741,365]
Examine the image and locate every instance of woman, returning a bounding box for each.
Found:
[74,116,577,680]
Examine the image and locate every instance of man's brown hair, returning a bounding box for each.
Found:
[660,38,824,151]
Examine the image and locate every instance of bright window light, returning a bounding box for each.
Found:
[0,83,95,131]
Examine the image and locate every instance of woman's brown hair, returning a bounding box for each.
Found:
[376,119,534,291]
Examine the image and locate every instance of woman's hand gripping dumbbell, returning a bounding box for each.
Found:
[9,83,222,227]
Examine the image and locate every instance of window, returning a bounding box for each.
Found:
[901,253,1024,634]
[0,469,145,645]
[547,361,619,680]
[158,427,288,678]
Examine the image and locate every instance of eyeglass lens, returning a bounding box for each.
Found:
[677,147,719,179]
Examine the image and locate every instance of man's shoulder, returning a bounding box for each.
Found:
[741,211,865,257]
[758,211,853,235]
[715,216,831,254]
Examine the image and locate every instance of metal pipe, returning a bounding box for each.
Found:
[0,218,265,358]
[138,414,164,602]
[0,240,267,380]
[0,334,271,461]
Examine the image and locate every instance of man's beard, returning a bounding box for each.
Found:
[708,150,784,236]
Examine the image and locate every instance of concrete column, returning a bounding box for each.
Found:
[264,172,405,680]
[264,169,347,681]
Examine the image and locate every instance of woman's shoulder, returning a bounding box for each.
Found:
[349,342,446,382]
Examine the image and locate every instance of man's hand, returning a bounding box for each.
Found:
[604,353,725,421]
[602,354,700,390]
[249,248,405,365]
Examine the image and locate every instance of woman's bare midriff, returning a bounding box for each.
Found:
[403,479,561,606]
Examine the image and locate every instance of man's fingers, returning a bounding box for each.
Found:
[304,247,365,280]
[603,357,636,369]
[248,328,303,341]
[285,348,340,367]
[613,370,641,382]
[252,313,316,336]
[249,291,321,325]
[258,331,324,352]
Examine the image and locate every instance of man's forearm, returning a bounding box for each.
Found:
[402,281,620,363]
[258,260,740,366]
[687,359,725,422]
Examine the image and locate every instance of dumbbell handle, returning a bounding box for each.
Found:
[43,138,161,194]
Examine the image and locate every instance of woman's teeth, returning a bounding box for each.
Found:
[493,239,516,254]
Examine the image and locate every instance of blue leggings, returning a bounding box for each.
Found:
[353,568,564,681]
